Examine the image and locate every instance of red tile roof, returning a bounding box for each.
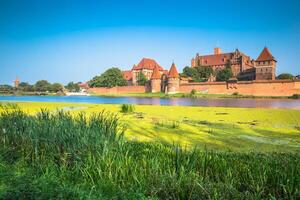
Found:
[256,47,275,62]
[198,53,233,66]
[132,58,164,71]
[168,63,179,78]
[122,70,132,81]
[151,66,161,79]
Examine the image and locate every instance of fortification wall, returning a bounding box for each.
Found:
[89,80,300,97]
[179,80,300,96]
[89,86,146,94]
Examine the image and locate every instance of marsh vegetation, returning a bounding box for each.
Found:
[0,107,299,199]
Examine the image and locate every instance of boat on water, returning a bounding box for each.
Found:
[65,92,90,96]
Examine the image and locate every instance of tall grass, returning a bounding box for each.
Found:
[120,104,135,113]
[0,108,299,199]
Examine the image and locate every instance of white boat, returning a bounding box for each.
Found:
[65,92,90,96]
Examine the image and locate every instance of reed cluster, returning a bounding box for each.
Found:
[120,104,135,113]
[0,108,299,199]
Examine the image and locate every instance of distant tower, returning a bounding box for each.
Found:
[150,66,162,93]
[214,47,222,55]
[14,77,20,88]
[167,62,180,94]
[254,47,276,80]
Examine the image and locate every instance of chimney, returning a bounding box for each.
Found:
[214,47,222,55]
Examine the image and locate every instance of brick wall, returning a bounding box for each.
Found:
[179,80,300,96]
[89,86,147,94]
[89,80,300,97]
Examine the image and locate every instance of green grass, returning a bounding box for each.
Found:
[3,101,300,153]
[120,104,135,113]
[0,108,299,199]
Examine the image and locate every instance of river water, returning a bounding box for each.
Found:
[0,95,300,109]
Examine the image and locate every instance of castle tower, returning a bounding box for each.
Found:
[214,47,222,55]
[150,66,162,93]
[167,62,180,94]
[255,47,276,80]
[14,77,20,88]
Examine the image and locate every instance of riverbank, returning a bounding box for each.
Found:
[90,91,297,99]
[2,101,300,153]
[1,107,299,199]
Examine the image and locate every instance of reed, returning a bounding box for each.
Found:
[0,108,299,199]
[120,104,135,113]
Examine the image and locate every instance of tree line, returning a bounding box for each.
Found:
[0,80,81,94]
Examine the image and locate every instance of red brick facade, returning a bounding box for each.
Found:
[191,47,276,81]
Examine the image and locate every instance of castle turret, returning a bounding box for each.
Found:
[150,66,162,93]
[255,47,276,80]
[167,62,180,94]
[14,77,20,88]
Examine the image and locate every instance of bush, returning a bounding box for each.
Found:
[232,92,239,96]
[290,94,300,99]
[121,104,135,113]
[277,73,294,80]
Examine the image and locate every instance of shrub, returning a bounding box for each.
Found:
[277,73,294,80]
[232,92,239,96]
[290,94,300,99]
[121,104,135,113]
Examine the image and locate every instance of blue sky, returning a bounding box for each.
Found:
[0,0,300,85]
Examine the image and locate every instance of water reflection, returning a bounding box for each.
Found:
[0,95,299,109]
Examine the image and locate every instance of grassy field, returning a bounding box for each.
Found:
[0,105,299,199]
[2,101,300,153]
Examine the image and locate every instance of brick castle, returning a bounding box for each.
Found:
[119,47,278,94]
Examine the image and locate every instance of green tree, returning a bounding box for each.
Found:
[181,66,213,82]
[182,66,196,77]
[216,68,233,81]
[18,82,34,92]
[277,73,294,80]
[51,83,64,93]
[34,80,51,92]
[137,72,148,86]
[0,85,13,93]
[89,68,127,88]
[65,82,80,92]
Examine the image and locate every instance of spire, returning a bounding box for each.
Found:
[256,47,276,62]
[151,66,161,79]
[168,62,179,78]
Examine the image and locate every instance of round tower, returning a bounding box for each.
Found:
[150,66,162,93]
[167,63,180,94]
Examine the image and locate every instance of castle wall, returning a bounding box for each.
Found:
[151,79,161,93]
[89,85,147,94]
[89,80,300,97]
[179,80,300,96]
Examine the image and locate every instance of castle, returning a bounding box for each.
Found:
[122,58,180,94]
[121,47,277,93]
[191,47,276,81]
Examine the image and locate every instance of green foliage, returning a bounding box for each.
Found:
[34,80,52,92]
[290,94,300,99]
[137,72,148,86]
[18,82,34,92]
[216,68,233,81]
[65,82,80,92]
[182,66,213,82]
[0,84,13,94]
[0,109,299,199]
[277,73,294,80]
[121,104,135,113]
[89,67,127,88]
[51,83,64,93]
